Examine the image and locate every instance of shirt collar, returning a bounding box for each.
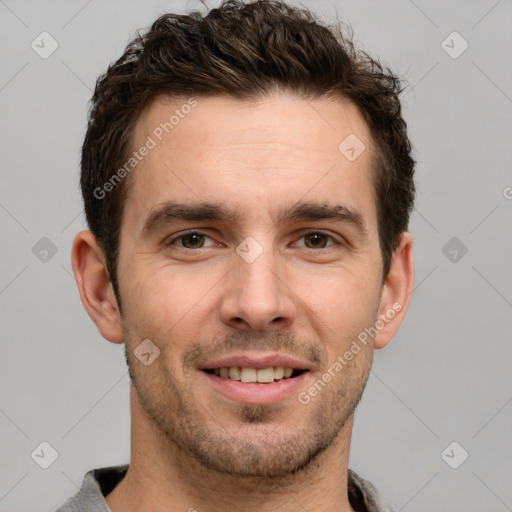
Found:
[57,464,396,512]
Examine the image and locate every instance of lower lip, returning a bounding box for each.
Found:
[201,371,310,405]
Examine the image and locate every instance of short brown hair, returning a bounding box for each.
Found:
[81,0,415,304]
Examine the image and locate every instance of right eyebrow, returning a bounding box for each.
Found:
[142,201,241,235]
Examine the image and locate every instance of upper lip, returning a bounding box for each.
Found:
[199,352,313,371]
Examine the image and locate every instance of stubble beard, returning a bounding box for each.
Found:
[125,339,373,480]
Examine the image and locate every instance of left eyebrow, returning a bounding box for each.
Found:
[271,201,368,239]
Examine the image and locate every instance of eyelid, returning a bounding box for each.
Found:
[165,230,217,248]
[292,230,342,249]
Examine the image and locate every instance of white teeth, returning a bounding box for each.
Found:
[256,367,275,383]
[228,366,241,380]
[273,366,285,380]
[240,367,257,383]
[211,366,299,383]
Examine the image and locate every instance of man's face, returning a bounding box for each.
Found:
[117,92,384,477]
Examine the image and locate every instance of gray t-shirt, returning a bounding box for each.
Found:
[56,465,397,512]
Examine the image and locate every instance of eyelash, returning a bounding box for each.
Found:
[165,230,342,251]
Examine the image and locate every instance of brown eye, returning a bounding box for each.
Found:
[165,231,217,251]
[180,232,206,249]
[303,233,330,249]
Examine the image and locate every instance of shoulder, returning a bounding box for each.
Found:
[55,465,129,512]
[348,469,397,512]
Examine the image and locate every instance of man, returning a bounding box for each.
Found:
[58,0,415,510]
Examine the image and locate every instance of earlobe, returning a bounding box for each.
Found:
[71,230,124,344]
[374,232,414,350]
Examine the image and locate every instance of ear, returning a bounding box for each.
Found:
[373,231,414,349]
[71,230,124,344]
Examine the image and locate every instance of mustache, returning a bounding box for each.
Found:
[183,331,323,370]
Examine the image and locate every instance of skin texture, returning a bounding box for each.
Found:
[72,92,414,512]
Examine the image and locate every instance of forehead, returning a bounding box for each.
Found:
[125,92,377,230]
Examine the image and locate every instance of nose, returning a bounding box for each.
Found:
[219,245,297,333]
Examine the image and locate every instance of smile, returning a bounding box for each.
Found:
[201,368,310,405]
[203,366,307,383]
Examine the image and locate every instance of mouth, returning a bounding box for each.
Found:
[199,355,312,404]
[203,366,308,383]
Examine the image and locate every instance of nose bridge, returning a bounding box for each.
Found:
[220,238,296,331]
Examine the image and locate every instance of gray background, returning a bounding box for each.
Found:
[1,0,511,510]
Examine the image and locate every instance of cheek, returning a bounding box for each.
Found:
[119,264,216,344]
[298,267,380,322]
[293,270,381,364]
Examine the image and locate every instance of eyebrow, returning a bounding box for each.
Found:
[142,202,241,234]
[272,201,368,238]
[142,200,368,238]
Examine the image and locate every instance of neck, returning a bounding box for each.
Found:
[106,386,356,512]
